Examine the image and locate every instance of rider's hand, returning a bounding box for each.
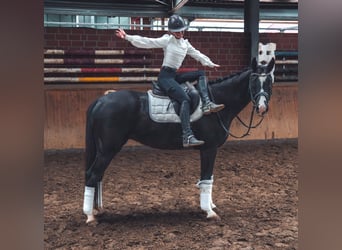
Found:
[213,64,220,71]
[115,29,126,39]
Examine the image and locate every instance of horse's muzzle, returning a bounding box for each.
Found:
[254,92,270,115]
[256,97,269,115]
[257,104,268,115]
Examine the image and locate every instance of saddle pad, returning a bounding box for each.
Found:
[147,90,203,123]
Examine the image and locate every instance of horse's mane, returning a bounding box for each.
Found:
[208,66,251,85]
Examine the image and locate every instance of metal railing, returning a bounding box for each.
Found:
[44,22,298,33]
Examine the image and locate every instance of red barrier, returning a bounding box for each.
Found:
[44,48,197,83]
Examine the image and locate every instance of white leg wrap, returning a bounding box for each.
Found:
[96,181,103,208]
[83,186,95,215]
[199,183,213,212]
[197,176,219,218]
[197,178,214,211]
[209,175,216,209]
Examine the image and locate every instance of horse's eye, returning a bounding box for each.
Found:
[259,51,262,55]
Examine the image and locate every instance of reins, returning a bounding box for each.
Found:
[208,73,267,139]
[228,107,265,139]
[215,101,264,139]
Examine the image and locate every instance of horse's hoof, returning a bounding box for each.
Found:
[208,214,221,221]
[206,210,221,221]
[94,207,104,215]
[85,214,97,224]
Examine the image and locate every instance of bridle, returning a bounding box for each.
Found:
[210,71,272,139]
[249,72,272,107]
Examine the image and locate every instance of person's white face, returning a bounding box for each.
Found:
[171,31,184,39]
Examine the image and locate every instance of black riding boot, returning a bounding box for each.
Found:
[197,76,225,115]
[180,101,204,147]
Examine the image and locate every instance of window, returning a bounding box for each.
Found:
[44,14,130,29]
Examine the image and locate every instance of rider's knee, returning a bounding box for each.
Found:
[198,75,207,82]
[180,100,190,109]
[197,70,206,77]
[166,86,176,94]
[182,95,191,103]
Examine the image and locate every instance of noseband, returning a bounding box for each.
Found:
[249,73,272,107]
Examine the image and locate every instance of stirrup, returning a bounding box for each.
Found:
[202,102,225,115]
[183,135,204,147]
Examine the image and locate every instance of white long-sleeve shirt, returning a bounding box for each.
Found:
[125,34,218,70]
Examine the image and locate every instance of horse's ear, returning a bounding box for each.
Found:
[251,57,258,71]
[266,58,275,73]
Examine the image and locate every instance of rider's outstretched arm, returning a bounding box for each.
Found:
[116,29,170,49]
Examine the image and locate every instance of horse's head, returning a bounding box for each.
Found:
[249,57,275,115]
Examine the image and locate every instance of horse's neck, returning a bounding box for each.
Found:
[211,70,252,122]
[214,70,251,106]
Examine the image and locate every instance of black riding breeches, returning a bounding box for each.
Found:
[175,70,205,84]
[158,67,205,104]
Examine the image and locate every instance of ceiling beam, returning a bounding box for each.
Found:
[155,0,170,6]
[171,0,189,13]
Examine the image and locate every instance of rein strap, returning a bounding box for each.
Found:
[208,75,266,139]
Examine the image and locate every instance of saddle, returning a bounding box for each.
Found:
[148,81,203,123]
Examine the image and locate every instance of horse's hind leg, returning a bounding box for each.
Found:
[83,151,115,223]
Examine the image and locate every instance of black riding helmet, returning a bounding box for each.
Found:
[168,14,188,32]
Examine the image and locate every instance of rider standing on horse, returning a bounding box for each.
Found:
[116,14,224,147]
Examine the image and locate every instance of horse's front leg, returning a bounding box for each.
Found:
[198,147,220,220]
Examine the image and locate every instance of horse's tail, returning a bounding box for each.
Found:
[85,100,97,181]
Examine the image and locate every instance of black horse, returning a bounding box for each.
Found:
[83,57,275,223]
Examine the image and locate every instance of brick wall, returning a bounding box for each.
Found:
[44,27,297,80]
[260,33,298,50]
